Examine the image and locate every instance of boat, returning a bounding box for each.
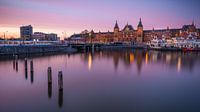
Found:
[181,34,200,51]
[148,36,166,50]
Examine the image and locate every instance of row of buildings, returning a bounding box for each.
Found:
[68,18,200,44]
[20,25,59,41]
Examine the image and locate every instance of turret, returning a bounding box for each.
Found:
[114,20,119,33]
[137,18,144,43]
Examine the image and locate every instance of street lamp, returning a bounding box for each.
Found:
[4,31,8,45]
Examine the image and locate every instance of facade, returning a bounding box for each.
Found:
[46,33,58,41]
[32,32,46,40]
[32,32,59,41]
[69,19,199,43]
[20,25,33,40]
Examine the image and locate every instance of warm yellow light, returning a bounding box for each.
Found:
[88,53,92,71]
[177,57,181,72]
[129,53,134,64]
[145,52,148,65]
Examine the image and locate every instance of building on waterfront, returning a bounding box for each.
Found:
[20,25,59,41]
[46,33,59,41]
[20,25,33,41]
[32,32,46,41]
[68,19,199,44]
[32,32,59,41]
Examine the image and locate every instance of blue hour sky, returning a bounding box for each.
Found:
[0,0,200,38]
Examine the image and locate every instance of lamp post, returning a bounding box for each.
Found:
[4,31,8,45]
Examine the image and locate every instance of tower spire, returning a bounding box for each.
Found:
[138,18,143,27]
[114,20,119,29]
[192,20,194,26]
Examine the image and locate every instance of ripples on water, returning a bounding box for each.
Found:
[0,50,200,112]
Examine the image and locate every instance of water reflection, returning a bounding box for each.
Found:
[58,89,63,108]
[15,60,18,72]
[3,50,200,112]
[24,59,28,80]
[30,60,34,84]
[58,71,63,108]
[81,50,200,73]
[13,60,15,70]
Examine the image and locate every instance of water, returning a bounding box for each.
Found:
[0,50,200,112]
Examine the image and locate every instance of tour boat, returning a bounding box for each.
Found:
[148,37,166,49]
[181,34,200,51]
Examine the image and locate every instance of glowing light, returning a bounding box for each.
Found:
[88,53,92,71]
[129,53,134,64]
[166,54,171,64]
[145,52,148,64]
[177,57,181,72]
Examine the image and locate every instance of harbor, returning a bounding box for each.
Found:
[1,50,200,112]
[1,0,200,111]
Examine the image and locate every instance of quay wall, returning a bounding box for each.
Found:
[0,45,77,55]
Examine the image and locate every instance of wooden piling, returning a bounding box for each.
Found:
[58,71,63,91]
[48,67,52,84]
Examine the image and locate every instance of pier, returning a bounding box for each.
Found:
[0,44,77,55]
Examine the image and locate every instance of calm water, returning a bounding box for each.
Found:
[0,50,200,112]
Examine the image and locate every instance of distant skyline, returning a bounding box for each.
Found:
[0,0,200,39]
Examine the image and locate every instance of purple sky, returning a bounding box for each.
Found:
[0,0,200,39]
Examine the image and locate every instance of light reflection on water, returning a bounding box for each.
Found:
[0,50,200,112]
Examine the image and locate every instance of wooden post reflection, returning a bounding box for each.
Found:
[58,71,63,107]
[48,67,52,98]
[30,60,34,84]
[13,60,15,70]
[24,58,28,80]
[15,60,18,72]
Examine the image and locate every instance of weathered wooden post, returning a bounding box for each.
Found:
[47,67,52,98]
[48,67,52,84]
[58,71,63,91]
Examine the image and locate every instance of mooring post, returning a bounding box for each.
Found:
[58,71,63,91]
[47,67,52,98]
[48,67,52,84]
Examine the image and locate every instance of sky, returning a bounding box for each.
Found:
[0,0,200,39]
